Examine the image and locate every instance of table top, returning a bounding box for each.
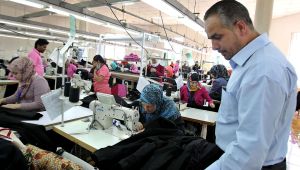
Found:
[53,119,123,152]
[44,74,68,79]
[110,71,140,82]
[0,80,19,85]
[180,107,217,126]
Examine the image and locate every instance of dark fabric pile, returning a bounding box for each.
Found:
[0,138,28,170]
[92,118,223,170]
[0,107,57,152]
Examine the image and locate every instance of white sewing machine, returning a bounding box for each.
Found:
[89,93,140,134]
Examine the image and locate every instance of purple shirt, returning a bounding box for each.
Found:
[28,48,44,76]
[5,75,50,111]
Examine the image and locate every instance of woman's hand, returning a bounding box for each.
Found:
[209,102,215,108]
[0,98,5,105]
[1,104,21,109]
[136,122,144,131]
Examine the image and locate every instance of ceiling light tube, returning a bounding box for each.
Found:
[142,0,205,35]
[0,19,47,31]
[141,0,183,18]
[9,0,44,9]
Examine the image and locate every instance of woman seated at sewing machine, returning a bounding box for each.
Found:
[136,84,183,131]
[0,57,50,111]
[180,73,215,109]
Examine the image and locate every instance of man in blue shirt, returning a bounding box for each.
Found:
[204,1,297,169]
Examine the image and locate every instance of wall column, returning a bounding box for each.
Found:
[254,0,274,34]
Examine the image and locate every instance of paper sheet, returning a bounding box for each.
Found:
[23,106,92,126]
[175,75,184,90]
[41,89,63,120]
[136,77,150,93]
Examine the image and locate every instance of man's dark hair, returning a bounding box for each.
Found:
[34,38,49,48]
[204,0,254,30]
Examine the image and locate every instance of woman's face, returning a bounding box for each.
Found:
[189,81,198,91]
[11,70,22,81]
[93,60,100,67]
[142,102,156,113]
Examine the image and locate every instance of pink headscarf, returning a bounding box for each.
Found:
[165,65,174,78]
[9,57,35,83]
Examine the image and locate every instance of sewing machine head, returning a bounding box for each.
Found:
[71,74,91,93]
[89,93,140,132]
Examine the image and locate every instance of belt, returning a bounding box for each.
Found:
[262,159,286,170]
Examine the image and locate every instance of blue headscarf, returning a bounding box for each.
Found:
[209,64,229,79]
[140,84,180,122]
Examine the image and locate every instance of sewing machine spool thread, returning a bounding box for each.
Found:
[64,82,71,97]
[69,86,80,102]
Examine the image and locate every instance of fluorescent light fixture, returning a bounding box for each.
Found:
[0,33,30,40]
[24,32,63,39]
[142,0,205,35]
[47,5,70,16]
[48,28,69,35]
[131,44,168,53]
[77,33,99,40]
[0,29,12,33]
[141,0,183,18]
[105,23,140,35]
[180,17,206,36]
[9,0,44,9]
[0,19,47,31]
[83,16,105,26]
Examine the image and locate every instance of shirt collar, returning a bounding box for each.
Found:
[33,48,40,55]
[230,33,270,69]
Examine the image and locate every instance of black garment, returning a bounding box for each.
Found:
[0,107,43,120]
[0,109,56,152]
[262,159,286,170]
[4,83,18,98]
[0,139,28,170]
[296,91,300,111]
[92,118,223,170]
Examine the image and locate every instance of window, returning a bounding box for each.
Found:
[288,32,300,87]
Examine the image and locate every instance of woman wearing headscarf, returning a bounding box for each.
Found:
[208,64,229,101]
[0,57,50,111]
[165,65,174,78]
[180,73,215,108]
[137,84,181,130]
[93,55,111,94]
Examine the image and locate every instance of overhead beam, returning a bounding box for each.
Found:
[164,0,204,27]
[75,0,138,8]
[19,11,54,19]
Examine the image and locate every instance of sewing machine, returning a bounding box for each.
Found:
[89,93,140,134]
[71,74,92,93]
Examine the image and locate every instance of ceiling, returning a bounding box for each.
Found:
[0,0,300,50]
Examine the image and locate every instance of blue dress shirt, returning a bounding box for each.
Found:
[207,33,297,170]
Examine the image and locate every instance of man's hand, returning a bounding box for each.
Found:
[1,104,21,109]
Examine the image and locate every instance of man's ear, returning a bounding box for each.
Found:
[234,20,248,36]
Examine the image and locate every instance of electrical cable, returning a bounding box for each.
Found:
[159,11,180,54]
[104,0,149,54]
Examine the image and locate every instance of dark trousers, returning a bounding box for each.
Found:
[262,159,286,170]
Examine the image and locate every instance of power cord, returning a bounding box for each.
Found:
[104,0,150,55]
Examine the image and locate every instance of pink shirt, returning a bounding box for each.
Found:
[67,63,77,78]
[28,48,44,76]
[93,65,111,94]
